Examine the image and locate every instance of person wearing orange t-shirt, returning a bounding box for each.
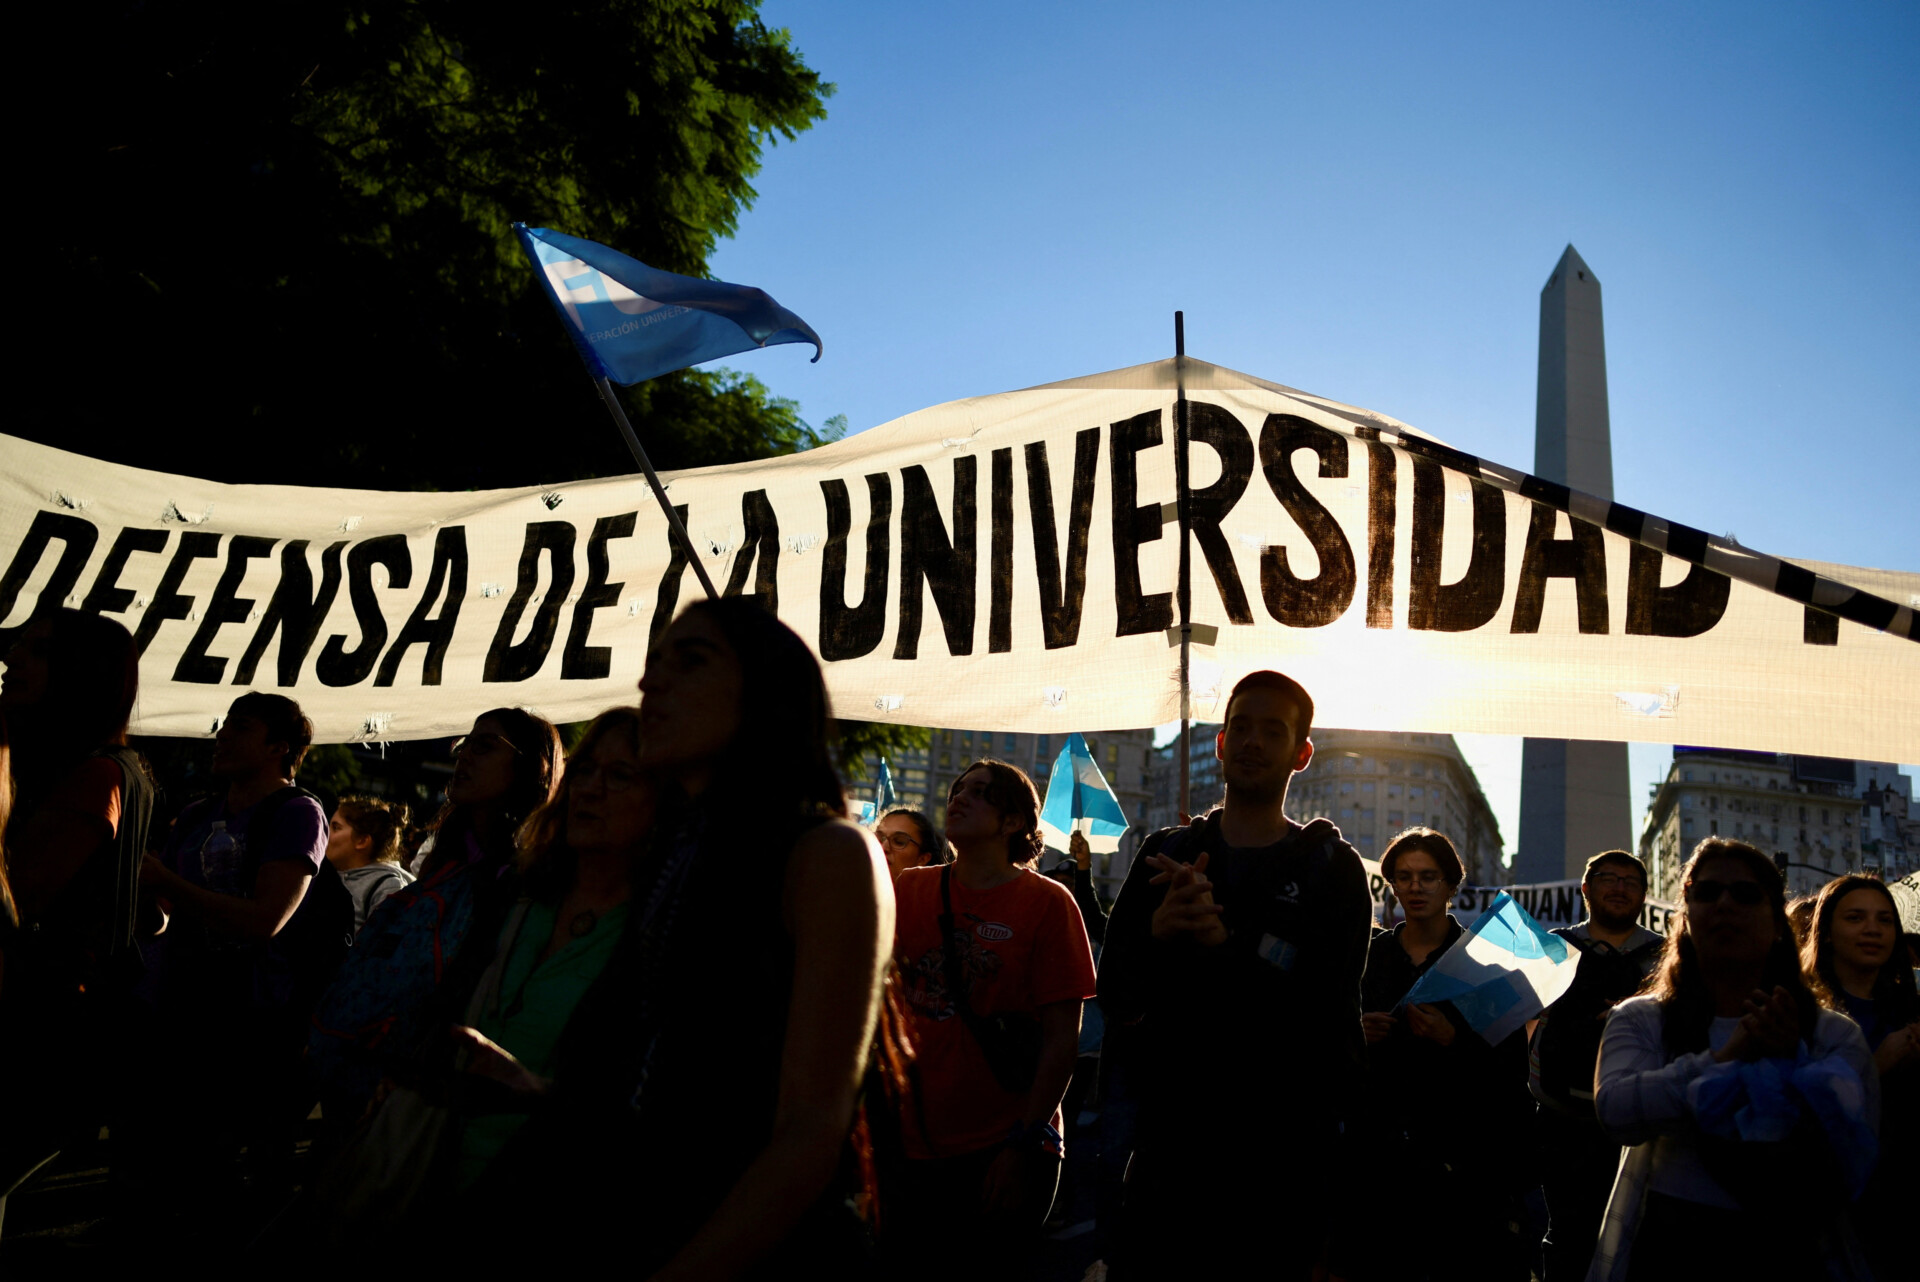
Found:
[887,758,1097,1278]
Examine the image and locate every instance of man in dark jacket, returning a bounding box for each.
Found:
[1530,850,1663,1281]
[1097,671,1370,1281]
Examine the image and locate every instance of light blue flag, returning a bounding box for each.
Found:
[515,224,822,385]
[855,801,878,825]
[1399,892,1579,1047]
[1039,733,1131,855]
[877,758,898,812]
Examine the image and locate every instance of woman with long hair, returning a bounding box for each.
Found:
[888,758,1097,1278]
[457,598,895,1278]
[0,611,154,1188]
[437,707,651,1189]
[1801,874,1918,1281]
[308,708,563,1119]
[1589,838,1878,1282]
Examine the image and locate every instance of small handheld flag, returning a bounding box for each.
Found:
[515,224,822,386]
[1039,733,1131,855]
[1398,892,1578,1047]
[877,758,898,813]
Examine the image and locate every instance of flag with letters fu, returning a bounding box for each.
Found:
[1039,733,1131,855]
[515,224,822,385]
[1398,892,1579,1046]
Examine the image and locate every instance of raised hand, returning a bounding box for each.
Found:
[1069,830,1091,871]
[1147,850,1227,946]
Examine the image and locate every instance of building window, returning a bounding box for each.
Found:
[1036,736,1051,758]
[1107,744,1119,765]
[1362,782,1375,794]
[1389,810,1404,826]
[1711,820,1719,835]
[1410,787,1423,800]
[1341,783,1354,795]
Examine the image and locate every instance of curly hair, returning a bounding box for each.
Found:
[1801,874,1920,1029]
[949,759,1043,867]
[333,795,412,865]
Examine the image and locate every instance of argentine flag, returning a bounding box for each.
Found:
[1039,733,1131,855]
[516,224,822,385]
[1398,893,1578,1047]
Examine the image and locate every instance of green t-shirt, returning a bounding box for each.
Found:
[455,898,629,1188]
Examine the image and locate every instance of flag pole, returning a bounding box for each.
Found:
[1174,312,1192,820]
[593,375,720,600]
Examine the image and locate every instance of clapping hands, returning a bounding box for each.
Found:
[1146,850,1227,947]
[1714,985,1801,1063]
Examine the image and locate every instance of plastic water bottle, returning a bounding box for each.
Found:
[200,819,241,894]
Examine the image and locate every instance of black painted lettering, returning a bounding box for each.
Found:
[314,537,412,687]
[377,526,470,686]
[560,514,636,680]
[1257,415,1355,628]
[721,491,780,612]
[1408,459,1506,632]
[1511,504,1609,634]
[1625,543,1731,639]
[1187,403,1255,625]
[175,536,275,683]
[895,458,977,659]
[819,476,892,662]
[1366,443,1397,628]
[134,531,221,656]
[317,535,412,687]
[989,448,1014,653]
[484,522,577,683]
[1110,410,1172,637]
[81,527,170,618]
[0,511,102,648]
[234,541,348,686]
[1026,428,1100,649]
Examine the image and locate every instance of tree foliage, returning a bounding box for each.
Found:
[23,0,834,489]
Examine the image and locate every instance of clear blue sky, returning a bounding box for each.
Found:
[710,1,1919,854]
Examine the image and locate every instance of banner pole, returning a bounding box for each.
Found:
[1174,312,1192,819]
[593,376,720,601]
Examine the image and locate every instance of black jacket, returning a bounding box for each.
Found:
[1097,813,1371,1154]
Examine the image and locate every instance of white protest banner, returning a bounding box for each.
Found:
[3,359,1915,749]
[1359,860,1677,934]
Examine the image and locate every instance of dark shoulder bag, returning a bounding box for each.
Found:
[939,866,1042,1096]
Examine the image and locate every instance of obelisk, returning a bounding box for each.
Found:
[1515,246,1634,881]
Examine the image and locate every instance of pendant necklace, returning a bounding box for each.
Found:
[569,908,599,938]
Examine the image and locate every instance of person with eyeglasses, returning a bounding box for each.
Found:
[309,707,564,1125]
[1528,851,1663,1281]
[877,807,943,879]
[1588,838,1878,1282]
[1355,826,1533,1282]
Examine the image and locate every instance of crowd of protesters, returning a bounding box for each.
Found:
[1,603,1915,1280]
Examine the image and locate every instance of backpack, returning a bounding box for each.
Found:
[307,858,482,1106]
[1528,931,1663,1116]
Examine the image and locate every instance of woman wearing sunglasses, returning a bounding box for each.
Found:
[1589,838,1878,1282]
[309,708,564,1124]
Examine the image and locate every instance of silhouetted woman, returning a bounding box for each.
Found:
[309,708,562,1118]
[1590,838,1877,1281]
[0,610,153,1190]
[1801,873,1918,1281]
[462,599,895,1278]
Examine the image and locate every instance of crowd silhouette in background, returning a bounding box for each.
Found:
[1,602,1914,1280]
